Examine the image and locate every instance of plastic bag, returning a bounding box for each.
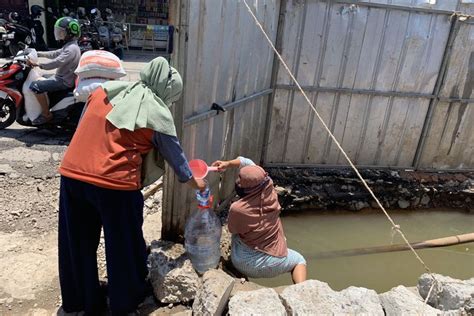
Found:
[74,77,108,102]
[22,68,44,121]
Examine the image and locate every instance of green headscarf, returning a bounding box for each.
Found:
[102,56,183,136]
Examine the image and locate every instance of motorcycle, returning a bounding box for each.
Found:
[107,20,127,60]
[90,8,126,59]
[2,13,33,57]
[77,8,101,54]
[0,48,85,130]
[0,14,8,57]
[1,7,48,57]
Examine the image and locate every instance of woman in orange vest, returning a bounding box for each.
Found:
[58,57,205,315]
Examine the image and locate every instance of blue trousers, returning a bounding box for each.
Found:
[58,176,148,315]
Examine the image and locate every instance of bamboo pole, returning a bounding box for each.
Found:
[312,233,474,260]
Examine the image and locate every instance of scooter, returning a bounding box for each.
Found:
[90,8,125,59]
[0,15,8,57]
[2,15,33,57]
[78,16,101,54]
[0,48,84,130]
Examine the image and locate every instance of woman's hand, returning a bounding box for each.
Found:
[211,160,230,172]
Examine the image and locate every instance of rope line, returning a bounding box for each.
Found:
[241,0,440,305]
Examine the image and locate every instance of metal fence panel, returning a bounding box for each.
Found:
[366,0,459,11]
[417,20,474,170]
[162,0,280,239]
[265,0,452,168]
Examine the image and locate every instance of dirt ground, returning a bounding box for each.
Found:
[0,123,165,315]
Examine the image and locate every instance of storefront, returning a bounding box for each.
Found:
[43,0,172,52]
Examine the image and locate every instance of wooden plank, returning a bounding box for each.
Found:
[163,0,188,241]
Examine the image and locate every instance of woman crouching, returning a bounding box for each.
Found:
[212,157,307,283]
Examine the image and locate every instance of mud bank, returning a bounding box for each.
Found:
[267,168,474,211]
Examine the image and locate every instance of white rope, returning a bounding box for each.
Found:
[241,0,440,304]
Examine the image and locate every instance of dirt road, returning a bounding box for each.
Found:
[0,52,165,315]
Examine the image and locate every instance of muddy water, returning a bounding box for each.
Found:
[253,209,474,292]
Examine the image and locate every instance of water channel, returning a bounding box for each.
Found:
[253,209,474,292]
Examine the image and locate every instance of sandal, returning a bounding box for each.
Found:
[32,114,53,126]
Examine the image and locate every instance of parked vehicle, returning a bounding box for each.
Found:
[108,20,126,59]
[0,48,84,130]
[0,14,8,57]
[0,6,48,57]
[90,8,126,59]
[1,13,33,57]
[77,10,101,54]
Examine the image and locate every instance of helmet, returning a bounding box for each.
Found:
[8,12,19,23]
[31,5,44,18]
[54,17,81,41]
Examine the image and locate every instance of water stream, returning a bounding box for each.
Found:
[252,209,474,292]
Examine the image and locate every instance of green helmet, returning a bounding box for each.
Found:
[54,17,81,40]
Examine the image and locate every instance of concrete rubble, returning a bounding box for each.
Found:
[148,240,200,304]
[192,269,235,316]
[380,285,443,315]
[147,238,472,315]
[280,280,384,315]
[418,273,474,314]
[228,288,286,316]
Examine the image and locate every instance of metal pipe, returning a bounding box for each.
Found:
[438,97,474,103]
[275,84,474,103]
[275,84,436,99]
[333,0,461,16]
[183,89,273,126]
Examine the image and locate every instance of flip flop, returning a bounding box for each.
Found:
[32,114,53,126]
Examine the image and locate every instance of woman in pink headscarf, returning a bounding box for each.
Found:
[212,157,307,283]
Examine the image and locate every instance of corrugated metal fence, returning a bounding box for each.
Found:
[266,0,474,170]
[162,0,473,240]
[162,0,279,240]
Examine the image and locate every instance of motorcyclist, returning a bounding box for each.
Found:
[27,17,81,125]
[8,12,19,23]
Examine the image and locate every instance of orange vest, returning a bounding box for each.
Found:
[59,88,154,190]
